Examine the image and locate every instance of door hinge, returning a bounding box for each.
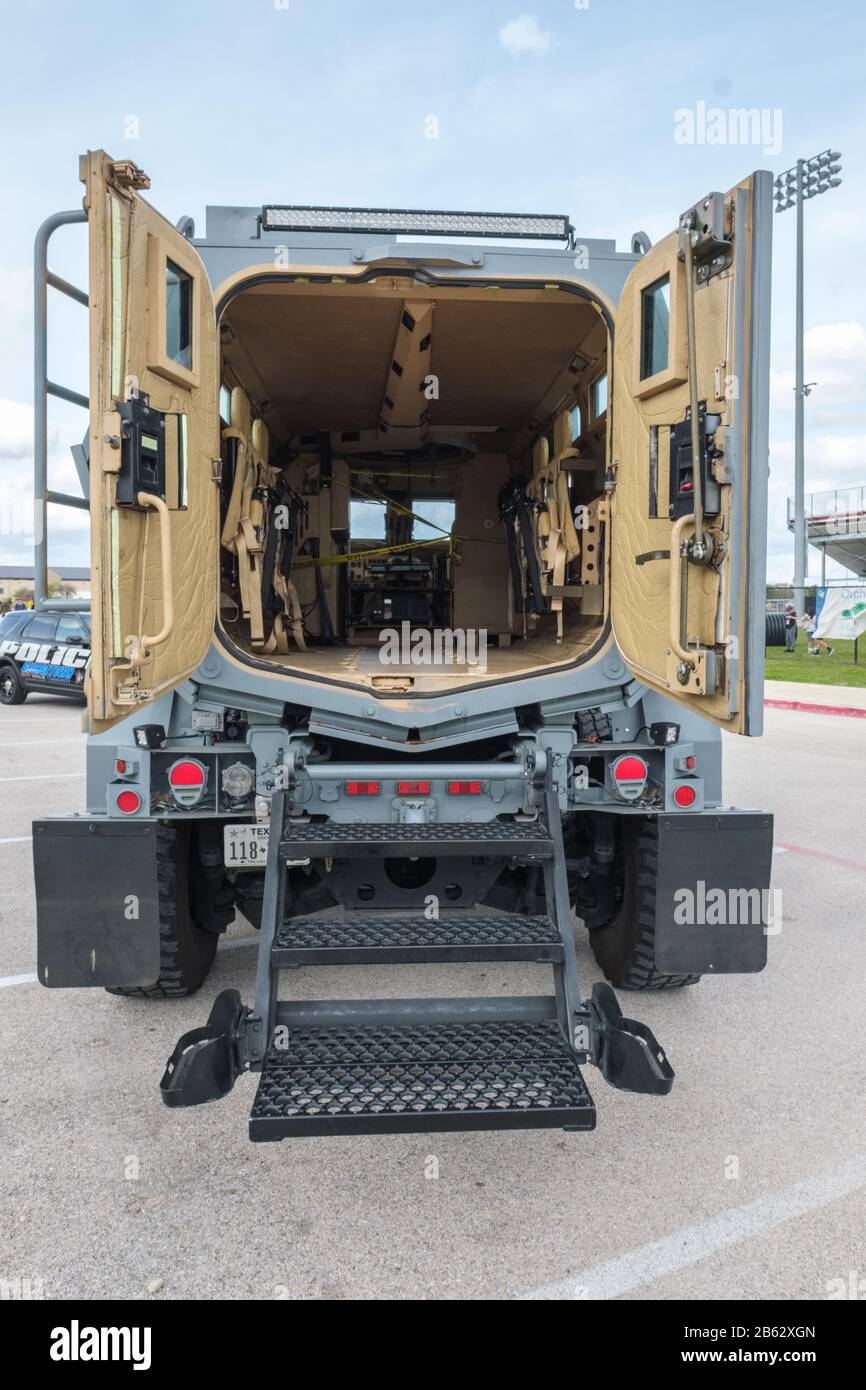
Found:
[109,159,151,193]
[211,458,223,484]
[677,193,732,283]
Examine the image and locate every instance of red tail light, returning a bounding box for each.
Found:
[168,758,207,807]
[448,781,481,795]
[611,755,648,802]
[396,781,430,795]
[345,781,380,795]
[116,789,141,815]
[673,783,697,808]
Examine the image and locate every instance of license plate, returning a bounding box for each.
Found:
[224,823,269,869]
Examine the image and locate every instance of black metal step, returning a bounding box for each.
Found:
[249,1020,595,1139]
[272,910,563,966]
[279,819,553,860]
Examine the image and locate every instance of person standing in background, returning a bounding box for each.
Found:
[784,603,797,652]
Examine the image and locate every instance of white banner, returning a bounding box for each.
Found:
[814,586,866,640]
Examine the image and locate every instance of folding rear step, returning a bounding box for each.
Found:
[280,820,554,859]
[272,910,563,965]
[160,762,675,1139]
[250,1020,595,1139]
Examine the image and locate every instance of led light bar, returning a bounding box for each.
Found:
[261,204,574,244]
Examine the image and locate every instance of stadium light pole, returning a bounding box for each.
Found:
[774,150,842,616]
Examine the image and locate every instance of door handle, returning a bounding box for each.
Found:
[136,491,174,652]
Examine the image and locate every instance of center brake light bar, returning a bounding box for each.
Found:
[260,205,575,246]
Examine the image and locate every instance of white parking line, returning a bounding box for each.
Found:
[519,1152,866,1300]
[0,740,83,748]
[0,836,32,845]
[0,934,257,989]
[0,717,81,725]
[0,773,84,783]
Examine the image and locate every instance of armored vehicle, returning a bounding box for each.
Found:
[32,152,773,1139]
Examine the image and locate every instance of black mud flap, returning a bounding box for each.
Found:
[653,811,774,975]
[160,990,245,1107]
[590,983,674,1096]
[33,817,161,988]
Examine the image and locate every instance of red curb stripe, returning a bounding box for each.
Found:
[776,842,866,874]
[764,698,866,719]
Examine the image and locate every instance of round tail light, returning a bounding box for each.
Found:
[116,789,141,815]
[611,755,648,802]
[168,758,207,808]
[673,783,697,808]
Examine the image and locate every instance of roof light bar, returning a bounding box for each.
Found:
[261,205,574,244]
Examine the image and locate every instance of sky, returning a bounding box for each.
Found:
[1,0,864,583]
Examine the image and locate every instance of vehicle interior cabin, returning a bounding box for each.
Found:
[215,276,611,691]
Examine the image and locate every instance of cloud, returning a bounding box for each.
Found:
[498,15,550,57]
[0,396,89,565]
[0,397,36,459]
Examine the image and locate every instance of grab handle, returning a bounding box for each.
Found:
[136,491,174,651]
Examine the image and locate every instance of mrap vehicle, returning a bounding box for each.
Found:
[32,152,773,1140]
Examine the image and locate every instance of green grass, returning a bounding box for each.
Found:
[765,638,866,688]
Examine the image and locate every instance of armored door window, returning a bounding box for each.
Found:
[412,499,455,542]
[166,260,192,368]
[590,372,608,420]
[640,275,670,380]
[350,500,387,539]
[145,232,201,388]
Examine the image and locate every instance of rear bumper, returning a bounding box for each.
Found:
[652,810,774,974]
[33,817,161,988]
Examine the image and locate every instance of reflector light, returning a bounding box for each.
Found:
[261,205,573,243]
[345,781,380,795]
[448,781,482,795]
[613,757,648,782]
[169,761,205,787]
[116,789,141,815]
[611,755,648,802]
[115,759,128,775]
[397,781,431,795]
[168,759,207,808]
[673,783,697,808]
[685,755,696,770]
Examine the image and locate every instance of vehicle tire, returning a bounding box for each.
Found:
[0,664,27,704]
[587,816,701,990]
[106,824,219,998]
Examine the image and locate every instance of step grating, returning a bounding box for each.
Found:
[272,911,563,965]
[250,1021,594,1138]
[279,820,554,859]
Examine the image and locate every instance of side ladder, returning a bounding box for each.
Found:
[33,210,91,611]
[161,765,674,1140]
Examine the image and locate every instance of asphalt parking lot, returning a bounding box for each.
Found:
[1,697,864,1301]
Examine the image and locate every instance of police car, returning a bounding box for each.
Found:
[0,609,90,704]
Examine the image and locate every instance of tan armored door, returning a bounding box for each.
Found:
[81,150,219,731]
[610,173,772,735]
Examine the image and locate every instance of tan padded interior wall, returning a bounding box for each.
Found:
[453,454,513,636]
